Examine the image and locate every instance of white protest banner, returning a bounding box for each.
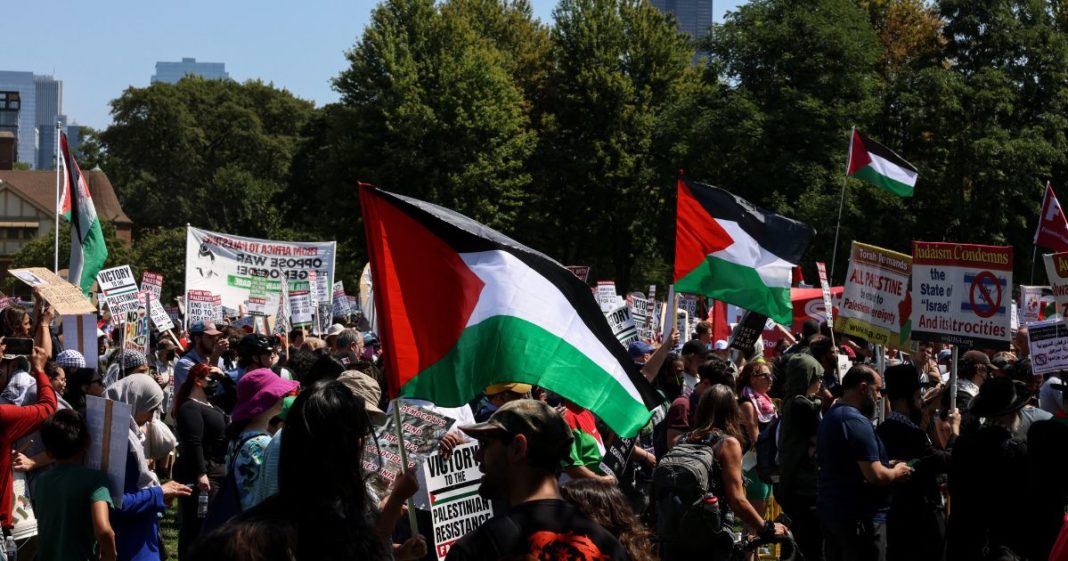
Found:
[147,297,174,332]
[423,442,495,561]
[816,262,835,329]
[1044,252,1068,314]
[8,268,96,315]
[1028,318,1068,375]
[185,226,337,312]
[628,295,654,341]
[604,304,639,346]
[289,290,313,326]
[332,281,350,317]
[97,266,140,324]
[359,263,377,333]
[911,242,1013,349]
[85,395,131,507]
[62,314,99,369]
[185,290,217,327]
[838,242,913,347]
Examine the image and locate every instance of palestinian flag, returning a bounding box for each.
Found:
[58,132,108,295]
[674,178,815,326]
[847,130,919,197]
[359,185,660,437]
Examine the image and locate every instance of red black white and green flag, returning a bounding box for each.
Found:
[58,132,108,295]
[359,185,660,437]
[847,130,919,197]
[674,178,815,326]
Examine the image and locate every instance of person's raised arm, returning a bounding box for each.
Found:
[31,291,53,359]
[641,329,679,382]
[0,347,56,441]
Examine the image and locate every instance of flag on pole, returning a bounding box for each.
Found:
[58,133,108,295]
[674,177,815,326]
[846,130,919,197]
[1035,182,1068,252]
[359,185,660,437]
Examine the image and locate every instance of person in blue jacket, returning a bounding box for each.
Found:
[106,374,192,561]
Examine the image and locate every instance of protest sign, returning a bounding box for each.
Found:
[1028,318,1068,375]
[184,226,337,312]
[288,290,313,326]
[123,312,150,356]
[911,242,1013,349]
[146,296,174,332]
[85,395,131,507]
[595,281,617,309]
[838,242,913,347]
[8,267,96,315]
[63,314,99,368]
[246,275,270,315]
[332,281,350,317]
[185,290,217,326]
[816,262,835,329]
[97,266,140,324]
[141,272,163,300]
[363,402,456,508]
[10,472,36,540]
[423,442,495,561]
[605,304,639,347]
[566,266,591,283]
[729,310,769,354]
[599,435,636,480]
[1044,252,1068,314]
[359,263,377,333]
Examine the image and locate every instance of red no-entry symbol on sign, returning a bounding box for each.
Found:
[969,271,1003,319]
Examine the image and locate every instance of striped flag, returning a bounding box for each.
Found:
[847,130,919,197]
[58,133,108,295]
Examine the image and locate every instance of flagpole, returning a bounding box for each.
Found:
[54,122,62,274]
[1031,246,1037,285]
[829,126,855,283]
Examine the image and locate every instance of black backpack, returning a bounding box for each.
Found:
[755,415,783,485]
[652,432,734,550]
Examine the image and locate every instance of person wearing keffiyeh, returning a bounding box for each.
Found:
[736,360,777,517]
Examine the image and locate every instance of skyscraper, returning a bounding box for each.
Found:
[33,75,62,170]
[151,58,229,84]
[0,72,36,169]
[651,0,714,41]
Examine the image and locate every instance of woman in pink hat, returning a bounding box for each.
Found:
[224,369,298,512]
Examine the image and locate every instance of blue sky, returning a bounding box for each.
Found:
[4,0,741,129]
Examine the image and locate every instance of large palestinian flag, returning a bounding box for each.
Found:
[847,130,918,197]
[58,132,108,295]
[359,186,660,437]
[674,178,815,326]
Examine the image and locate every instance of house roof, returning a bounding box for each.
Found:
[0,169,132,225]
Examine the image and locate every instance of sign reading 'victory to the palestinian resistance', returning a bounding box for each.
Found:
[838,242,913,347]
[422,442,494,561]
[185,226,336,312]
[910,242,1013,349]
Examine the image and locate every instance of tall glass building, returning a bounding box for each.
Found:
[151,58,229,84]
[651,0,714,40]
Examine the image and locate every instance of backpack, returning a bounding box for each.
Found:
[755,415,783,485]
[202,433,261,533]
[652,432,733,550]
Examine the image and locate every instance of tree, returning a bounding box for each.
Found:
[8,221,131,294]
[100,77,315,238]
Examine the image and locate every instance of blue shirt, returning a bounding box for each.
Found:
[816,403,890,522]
[173,349,206,390]
[110,446,165,561]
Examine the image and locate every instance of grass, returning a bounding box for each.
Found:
[161,499,179,560]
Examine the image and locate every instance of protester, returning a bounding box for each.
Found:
[332,328,364,366]
[876,364,957,561]
[105,374,191,561]
[678,340,708,397]
[1013,326,1030,359]
[152,339,177,421]
[561,479,656,561]
[225,368,298,511]
[0,349,38,406]
[817,365,912,561]
[1039,372,1063,414]
[191,380,395,561]
[173,321,226,390]
[736,360,776,518]
[105,350,150,387]
[1024,379,1068,560]
[323,323,344,349]
[1005,358,1052,439]
[952,350,992,415]
[695,320,713,348]
[562,400,614,483]
[947,376,1031,561]
[474,382,531,422]
[656,355,732,455]
[63,366,105,414]
[34,409,117,561]
[775,353,824,561]
[228,334,278,382]
[174,363,230,560]
[445,399,629,560]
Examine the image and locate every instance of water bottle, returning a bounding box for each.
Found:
[197,491,209,519]
[5,534,16,561]
[681,493,722,535]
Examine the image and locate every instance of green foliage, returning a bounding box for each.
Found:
[8,221,131,294]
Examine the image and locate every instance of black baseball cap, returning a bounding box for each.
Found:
[459,399,573,464]
[681,340,710,357]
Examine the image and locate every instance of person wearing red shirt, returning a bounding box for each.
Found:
[0,345,56,528]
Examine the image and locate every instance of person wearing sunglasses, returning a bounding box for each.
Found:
[817,365,913,561]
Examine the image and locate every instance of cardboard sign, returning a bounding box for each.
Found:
[363,403,455,507]
[8,267,96,315]
[566,266,591,283]
[85,395,132,507]
[423,442,495,561]
[729,310,768,354]
[185,290,217,326]
[1028,318,1068,375]
[147,295,175,332]
[289,290,313,326]
[63,314,99,369]
[911,242,1013,349]
[605,304,639,347]
[141,272,163,300]
[185,226,337,312]
[838,242,913,347]
[97,266,140,323]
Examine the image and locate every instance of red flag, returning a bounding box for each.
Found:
[710,300,731,342]
[1035,182,1068,252]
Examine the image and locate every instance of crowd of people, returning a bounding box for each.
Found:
[0,289,1064,561]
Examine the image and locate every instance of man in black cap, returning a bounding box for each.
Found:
[446,399,628,561]
[877,364,958,561]
[954,350,992,415]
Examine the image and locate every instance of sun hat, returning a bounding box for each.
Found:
[231,368,300,422]
[337,370,387,425]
